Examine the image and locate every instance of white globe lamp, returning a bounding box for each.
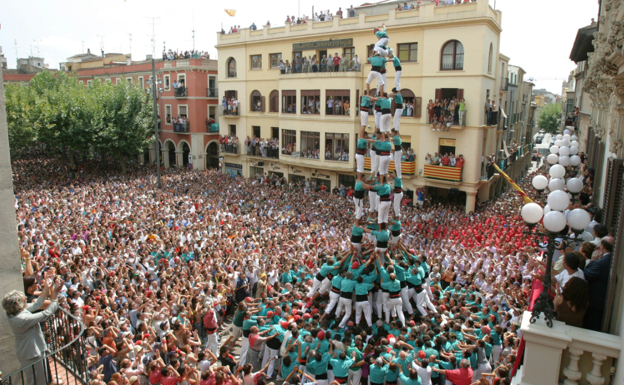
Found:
[569,146,579,155]
[570,140,579,148]
[559,146,570,156]
[544,204,551,215]
[567,209,591,231]
[570,155,581,166]
[561,139,570,147]
[571,135,578,141]
[547,190,570,211]
[549,164,566,179]
[556,134,563,140]
[563,134,571,140]
[543,211,567,233]
[532,175,549,191]
[549,146,559,154]
[567,178,583,193]
[555,140,563,147]
[547,154,559,164]
[521,203,544,224]
[548,178,565,191]
[564,129,571,135]
[559,155,570,167]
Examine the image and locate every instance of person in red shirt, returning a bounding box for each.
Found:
[160,366,181,385]
[441,154,450,166]
[456,154,465,167]
[433,359,473,385]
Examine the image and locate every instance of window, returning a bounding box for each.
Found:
[269,90,279,112]
[301,131,320,159]
[79,80,84,85]
[366,44,375,59]
[293,51,302,61]
[116,78,122,84]
[397,43,418,62]
[343,47,355,70]
[165,105,172,124]
[282,90,297,114]
[87,80,93,87]
[177,74,186,88]
[282,129,296,154]
[399,89,421,118]
[301,90,321,115]
[339,174,356,188]
[326,90,350,116]
[164,75,171,90]
[271,127,279,139]
[229,125,237,135]
[270,53,282,69]
[105,79,112,83]
[487,43,493,74]
[251,55,262,70]
[138,77,144,88]
[227,57,237,78]
[126,77,133,84]
[325,133,350,161]
[441,40,464,70]
[250,90,263,112]
[178,105,188,118]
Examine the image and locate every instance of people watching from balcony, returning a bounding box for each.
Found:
[246,137,279,158]
[163,49,210,60]
[228,25,241,33]
[174,116,188,124]
[584,237,615,331]
[222,97,239,115]
[250,22,257,30]
[220,134,239,153]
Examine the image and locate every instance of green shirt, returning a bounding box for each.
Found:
[390,220,401,232]
[459,102,466,111]
[374,183,391,196]
[357,138,368,149]
[379,98,392,110]
[330,358,354,377]
[379,141,392,152]
[340,278,356,293]
[369,56,385,68]
[393,136,402,146]
[394,93,403,104]
[382,278,401,292]
[392,57,401,68]
[394,178,403,188]
[242,316,258,331]
[352,225,364,237]
[355,282,374,295]
[361,96,371,108]
[372,230,390,243]
[233,310,245,327]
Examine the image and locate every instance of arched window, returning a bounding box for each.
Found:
[398,89,421,118]
[488,43,493,74]
[269,90,279,112]
[250,90,262,111]
[441,40,464,71]
[227,57,237,78]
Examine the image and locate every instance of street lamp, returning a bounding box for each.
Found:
[521,128,591,327]
[146,64,164,189]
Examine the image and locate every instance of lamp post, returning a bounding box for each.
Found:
[521,129,591,327]
[146,59,164,189]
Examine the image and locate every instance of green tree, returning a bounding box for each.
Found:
[538,102,562,134]
[5,83,38,156]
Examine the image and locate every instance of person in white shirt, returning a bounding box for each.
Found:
[554,252,585,290]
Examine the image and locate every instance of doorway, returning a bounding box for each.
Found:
[206,142,219,168]
[182,142,190,167]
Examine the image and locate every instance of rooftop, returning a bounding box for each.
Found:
[216,1,501,47]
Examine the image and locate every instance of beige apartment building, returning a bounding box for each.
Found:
[215,1,504,213]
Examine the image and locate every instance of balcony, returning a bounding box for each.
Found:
[207,87,218,98]
[246,145,280,159]
[221,141,241,155]
[423,164,462,182]
[206,120,219,133]
[500,77,508,91]
[281,64,361,75]
[174,87,187,98]
[364,157,416,175]
[219,105,240,117]
[514,312,620,385]
[173,122,190,133]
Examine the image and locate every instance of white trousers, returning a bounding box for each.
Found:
[320,277,332,294]
[382,72,387,89]
[354,197,365,219]
[338,297,353,327]
[459,110,466,126]
[361,111,369,127]
[375,38,390,56]
[386,297,405,324]
[395,70,402,91]
[307,277,323,298]
[400,286,414,314]
[473,362,492,381]
[261,345,279,376]
[393,192,403,217]
[356,154,365,174]
[349,369,362,385]
[491,345,503,365]
[374,111,382,129]
[380,114,391,132]
[424,277,434,300]
[239,336,249,365]
[368,191,378,212]
[378,200,391,224]
[394,109,402,132]
[394,150,402,178]
[370,151,378,176]
[366,71,384,88]
[379,155,391,175]
[207,331,219,356]
[326,291,341,314]
[375,290,389,318]
[355,300,373,326]
[416,289,437,315]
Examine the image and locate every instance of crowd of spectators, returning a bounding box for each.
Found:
[162,50,210,60]
[425,153,466,168]
[3,132,613,385]
[220,134,240,153]
[245,137,280,159]
[280,54,360,74]
[222,97,240,116]
[427,98,467,130]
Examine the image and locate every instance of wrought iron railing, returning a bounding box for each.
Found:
[173,123,190,133]
[1,307,89,385]
[174,87,187,97]
[207,87,218,98]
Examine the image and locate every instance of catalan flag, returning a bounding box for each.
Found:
[491,163,534,204]
[225,9,237,16]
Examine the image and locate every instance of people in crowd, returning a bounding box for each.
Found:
[163,49,210,60]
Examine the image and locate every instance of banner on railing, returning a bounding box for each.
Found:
[423,164,462,181]
[364,158,415,175]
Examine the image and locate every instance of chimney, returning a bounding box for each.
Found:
[126,56,131,65]
[87,48,91,54]
[146,54,153,60]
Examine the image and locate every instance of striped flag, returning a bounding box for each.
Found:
[225,9,237,16]
[491,163,534,204]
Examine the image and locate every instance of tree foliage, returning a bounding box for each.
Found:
[5,71,154,171]
[537,102,562,134]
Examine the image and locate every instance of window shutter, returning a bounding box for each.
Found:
[435,89,443,101]
[261,96,266,112]
[415,97,422,118]
[457,89,464,100]
[603,158,624,233]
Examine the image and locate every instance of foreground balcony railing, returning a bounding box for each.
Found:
[364,157,416,175]
[515,311,620,385]
[173,122,189,133]
[174,87,187,98]
[219,105,240,116]
[423,164,463,181]
[2,308,89,385]
[281,63,361,74]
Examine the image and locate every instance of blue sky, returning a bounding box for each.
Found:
[0,0,599,94]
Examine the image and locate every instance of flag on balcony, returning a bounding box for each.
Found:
[225,9,237,16]
[491,163,534,204]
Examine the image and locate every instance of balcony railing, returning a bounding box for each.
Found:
[2,308,89,385]
[246,144,280,159]
[219,105,240,116]
[364,157,416,175]
[427,110,468,126]
[423,164,463,181]
[221,141,240,154]
[207,87,218,98]
[281,62,361,74]
[174,87,187,97]
[500,77,508,91]
[514,311,620,385]
[206,120,219,133]
[173,122,190,133]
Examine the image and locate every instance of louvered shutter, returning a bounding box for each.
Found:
[603,158,624,233]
